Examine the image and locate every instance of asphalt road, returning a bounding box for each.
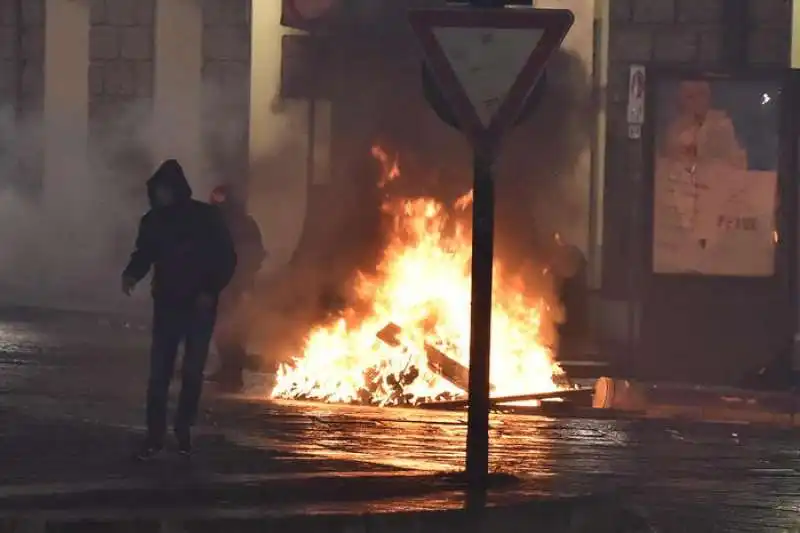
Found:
[0,307,799,531]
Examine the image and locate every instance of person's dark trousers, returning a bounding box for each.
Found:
[212,293,249,388]
[146,297,217,445]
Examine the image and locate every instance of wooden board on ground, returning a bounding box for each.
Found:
[376,322,471,392]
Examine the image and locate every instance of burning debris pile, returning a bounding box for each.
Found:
[270,147,566,407]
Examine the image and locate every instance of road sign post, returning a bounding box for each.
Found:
[467,149,494,488]
[408,6,574,490]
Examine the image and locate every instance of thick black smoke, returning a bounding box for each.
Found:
[252,26,595,366]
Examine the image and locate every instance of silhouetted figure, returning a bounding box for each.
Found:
[122,160,236,459]
[206,184,266,392]
[553,242,589,361]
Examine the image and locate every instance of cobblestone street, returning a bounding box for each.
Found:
[0,309,798,531]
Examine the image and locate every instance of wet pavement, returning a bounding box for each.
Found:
[1,308,800,531]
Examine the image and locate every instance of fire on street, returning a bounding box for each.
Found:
[270,146,568,408]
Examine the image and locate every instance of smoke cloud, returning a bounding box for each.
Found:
[0,0,595,367]
[247,12,596,366]
[0,71,249,315]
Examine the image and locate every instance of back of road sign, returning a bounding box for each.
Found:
[408,8,574,155]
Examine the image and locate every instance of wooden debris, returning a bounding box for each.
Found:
[376,322,403,347]
[417,388,593,410]
[424,343,470,392]
[376,322,471,392]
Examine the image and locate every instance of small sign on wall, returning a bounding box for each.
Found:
[627,64,645,139]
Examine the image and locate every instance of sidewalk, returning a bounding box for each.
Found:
[0,411,651,531]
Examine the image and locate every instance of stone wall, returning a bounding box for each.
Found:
[0,0,254,196]
[201,0,250,185]
[88,0,155,170]
[16,0,42,118]
[0,0,43,193]
[750,0,793,64]
[87,0,154,273]
[0,0,18,110]
[602,0,792,295]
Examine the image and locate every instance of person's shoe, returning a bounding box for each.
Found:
[174,429,192,457]
[133,440,163,462]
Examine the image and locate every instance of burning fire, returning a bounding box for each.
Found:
[271,147,564,406]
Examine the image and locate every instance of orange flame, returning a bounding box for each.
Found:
[271,147,563,406]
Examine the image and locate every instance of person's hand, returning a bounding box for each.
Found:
[196,293,215,310]
[122,276,137,296]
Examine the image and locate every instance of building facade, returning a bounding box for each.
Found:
[0,0,797,385]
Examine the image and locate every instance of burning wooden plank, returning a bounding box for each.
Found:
[376,322,471,392]
[417,388,592,410]
[376,322,403,348]
[424,344,470,393]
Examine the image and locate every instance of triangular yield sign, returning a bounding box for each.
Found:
[409,8,574,155]
[432,26,545,128]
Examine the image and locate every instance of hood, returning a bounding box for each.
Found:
[147,159,192,206]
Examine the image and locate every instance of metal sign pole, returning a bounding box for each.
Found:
[407,4,574,494]
[465,149,495,489]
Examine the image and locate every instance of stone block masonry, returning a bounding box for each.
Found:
[88,0,157,266]
[88,0,154,139]
[19,0,43,116]
[201,0,251,184]
[0,0,43,195]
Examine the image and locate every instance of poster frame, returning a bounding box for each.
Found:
[642,66,794,282]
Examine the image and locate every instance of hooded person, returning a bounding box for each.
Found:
[122,159,237,460]
[207,184,266,392]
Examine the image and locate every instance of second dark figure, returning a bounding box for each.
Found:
[207,184,266,392]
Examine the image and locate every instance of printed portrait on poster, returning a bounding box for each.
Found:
[652,79,780,276]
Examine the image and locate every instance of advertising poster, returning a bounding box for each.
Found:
[652,79,780,276]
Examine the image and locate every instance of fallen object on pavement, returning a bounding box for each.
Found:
[417,388,593,410]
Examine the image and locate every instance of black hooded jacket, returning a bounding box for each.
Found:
[215,194,266,296]
[123,160,237,302]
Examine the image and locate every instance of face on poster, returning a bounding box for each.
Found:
[652,78,780,277]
